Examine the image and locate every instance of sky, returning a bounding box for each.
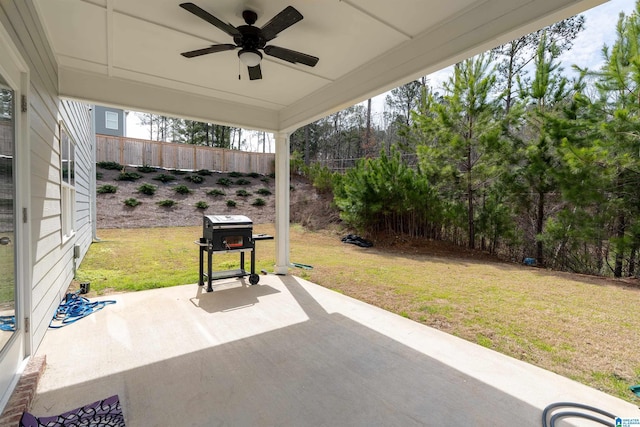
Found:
[126,0,638,149]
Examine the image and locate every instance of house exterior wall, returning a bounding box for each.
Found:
[0,1,95,351]
[94,105,125,137]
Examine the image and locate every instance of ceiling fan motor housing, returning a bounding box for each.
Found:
[234,24,265,51]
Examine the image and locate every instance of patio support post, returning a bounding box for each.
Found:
[274,131,290,275]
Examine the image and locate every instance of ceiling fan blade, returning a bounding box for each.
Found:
[181,44,237,58]
[179,3,240,37]
[248,64,262,80]
[263,45,319,67]
[260,6,303,41]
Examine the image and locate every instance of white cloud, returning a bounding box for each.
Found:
[560,0,637,72]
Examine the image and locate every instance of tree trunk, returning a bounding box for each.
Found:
[614,210,625,278]
[304,125,310,165]
[536,191,545,266]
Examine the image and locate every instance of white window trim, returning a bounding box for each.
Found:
[59,121,75,242]
[104,110,119,130]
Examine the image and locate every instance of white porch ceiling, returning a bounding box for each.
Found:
[34,0,606,133]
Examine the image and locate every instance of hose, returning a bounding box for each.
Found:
[49,292,116,329]
[0,315,15,331]
[542,402,617,427]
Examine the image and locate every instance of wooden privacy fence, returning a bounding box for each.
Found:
[96,135,276,175]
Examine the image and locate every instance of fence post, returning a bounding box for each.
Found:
[119,136,124,166]
[222,148,227,173]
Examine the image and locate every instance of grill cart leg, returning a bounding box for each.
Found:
[249,247,259,285]
[207,246,213,292]
[198,244,204,287]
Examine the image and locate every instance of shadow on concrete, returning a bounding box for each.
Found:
[32,276,543,426]
[190,280,280,313]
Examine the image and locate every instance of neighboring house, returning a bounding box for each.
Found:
[0,3,95,409]
[94,106,126,137]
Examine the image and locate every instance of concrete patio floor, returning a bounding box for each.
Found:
[30,274,638,426]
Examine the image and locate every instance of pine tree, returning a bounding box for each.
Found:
[415,53,503,249]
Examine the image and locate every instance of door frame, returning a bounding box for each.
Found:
[0,19,31,411]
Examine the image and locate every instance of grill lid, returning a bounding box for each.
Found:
[204,215,252,227]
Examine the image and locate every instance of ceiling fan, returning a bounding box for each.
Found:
[179,2,319,80]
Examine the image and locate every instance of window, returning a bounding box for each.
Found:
[105,110,119,130]
[60,122,75,239]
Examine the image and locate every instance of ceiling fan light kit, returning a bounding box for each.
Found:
[179,2,319,80]
[238,48,262,67]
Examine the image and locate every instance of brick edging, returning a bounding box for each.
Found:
[0,355,46,427]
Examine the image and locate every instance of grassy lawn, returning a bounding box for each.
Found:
[78,224,640,403]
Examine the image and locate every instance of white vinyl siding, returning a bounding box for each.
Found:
[0,0,95,351]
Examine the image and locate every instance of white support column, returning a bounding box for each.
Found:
[274,132,290,275]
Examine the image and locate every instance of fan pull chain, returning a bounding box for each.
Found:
[238,59,241,80]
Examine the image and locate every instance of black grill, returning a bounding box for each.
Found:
[197,215,272,292]
[203,215,254,251]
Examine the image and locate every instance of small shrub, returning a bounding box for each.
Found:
[206,189,225,197]
[185,175,205,184]
[236,189,250,197]
[252,198,266,207]
[153,174,176,183]
[195,201,209,209]
[116,172,142,181]
[235,178,251,185]
[247,172,260,178]
[216,177,232,186]
[96,172,103,180]
[268,172,276,179]
[174,185,191,195]
[136,165,157,173]
[260,177,270,183]
[226,200,237,208]
[157,199,176,207]
[97,161,123,170]
[97,184,117,194]
[170,169,187,175]
[256,188,272,196]
[124,198,141,207]
[137,183,158,195]
[229,171,243,178]
[196,169,212,176]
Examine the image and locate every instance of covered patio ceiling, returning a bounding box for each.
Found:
[34,0,606,134]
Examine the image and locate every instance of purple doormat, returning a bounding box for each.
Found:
[20,395,125,427]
